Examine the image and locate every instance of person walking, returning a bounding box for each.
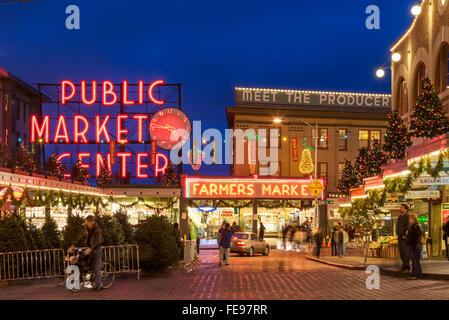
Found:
[330,227,338,256]
[406,214,424,280]
[259,222,266,241]
[397,204,411,272]
[313,228,324,259]
[339,226,349,258]
[443,218,449,260]
[231,221,241,233]
[218,223,233,266]
[68,215,103,291]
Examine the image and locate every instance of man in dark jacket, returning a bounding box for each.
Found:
[406,213,423,279]
[396,204,410,271]
[443,218,449,260]
[313,228,324,259]
[219,223,233,265]
[68,215,103,291]
[259,222,266,241]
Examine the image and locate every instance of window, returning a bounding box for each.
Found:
[359,130,381,149]
[397,78,408,115]
[337,129,348,151]
[435,44,449,93]
[313,128,328,149]
[338,162,345,179]
[16,100,20,121]
[413,63,426,107]
[318,162,328,180]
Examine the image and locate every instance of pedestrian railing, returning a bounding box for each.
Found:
[102,244,140,279]
[0,249,65,281]
[65,244,141,279]
[183,240,200,273]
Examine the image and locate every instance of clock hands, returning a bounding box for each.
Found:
[150,123,181,140]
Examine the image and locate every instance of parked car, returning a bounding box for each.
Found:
[230,232,270,256]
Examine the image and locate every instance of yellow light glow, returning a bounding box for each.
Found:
[392,52,401,62]
[273,118,282,123]
[411,3,422,16]
[376,69,385,78]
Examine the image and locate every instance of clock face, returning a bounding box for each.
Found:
[149,107,191,150]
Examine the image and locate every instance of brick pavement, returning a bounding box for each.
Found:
[1,250,449,300]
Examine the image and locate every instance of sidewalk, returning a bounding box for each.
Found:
[306,254,449,280]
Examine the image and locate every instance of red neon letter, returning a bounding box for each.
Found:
[56,152,72,178]
[54,115,70,143]
[74,115,89,143]
[81,80,97,105]
[95,115,111,143]
[102,81,118,106]
[31,115,49,143]
[137,152,149,178]
[132,114,149,143]
[117,152,132,178]
[138,80,144,105]
[96,153,112,177]
[61,80,76,105]
[78,152,91,178]
[122,80,135,105]
[154,153,168,177]
[148,80,165,105]
[116,114,129,143]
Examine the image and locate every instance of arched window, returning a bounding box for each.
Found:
[413,63,426,107]
[435,43,449,93]
[396,78,408,115]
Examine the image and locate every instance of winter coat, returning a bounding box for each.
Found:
[406,222,422,250]
[396,213,410,238]
[73,223,102,250]
[219,229,233,249]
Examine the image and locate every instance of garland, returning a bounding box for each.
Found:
[0,185,177,211]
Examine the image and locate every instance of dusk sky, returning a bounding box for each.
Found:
[0,0,414,177]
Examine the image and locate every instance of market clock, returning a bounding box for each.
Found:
[149,107,191,150]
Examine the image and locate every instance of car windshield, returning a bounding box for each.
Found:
[233,234,249,240]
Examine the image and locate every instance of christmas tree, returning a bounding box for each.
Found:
[15,143,40,174]
[0,212,29,252]
[41,211,61,249]
[62,213,85,249]
[367,139,388,176]
[384,111,412,160]
[337,159,359,196]
[299,148,314,174]
[162,160,178,186]
[71,160,88,182]
[45,153,65,179]
[94,212,125,246]
[97,163,113,185]
[114,209,134,244]
[354,147,370,186]
[410,77,449,138]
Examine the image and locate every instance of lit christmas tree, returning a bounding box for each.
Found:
[15,143,39,174]
[410,77,449,139]
[45,153,65,178]
[162,160,178,186]
[354,147,370,186]
[367,139,388,176]
[337,159,358,196]
[71,160,88,183]
[97,163,113,185]
[384,111,412,160]
[299,148,314,174]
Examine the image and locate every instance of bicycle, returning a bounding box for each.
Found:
[65,248,115,292]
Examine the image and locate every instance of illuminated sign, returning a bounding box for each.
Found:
[30,80,183,179]
[184,177,325,199]
[235,87,391,108]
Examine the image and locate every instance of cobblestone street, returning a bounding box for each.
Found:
[1,250,449,300]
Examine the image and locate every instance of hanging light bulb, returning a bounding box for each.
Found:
[376,68,386,78]
[411,2,421,16]
[391,52,401,62]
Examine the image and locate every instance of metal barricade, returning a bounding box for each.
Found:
[65,244,141,279]
[0,249,65,281]
[184,240,200,273]
[102,244,140,279]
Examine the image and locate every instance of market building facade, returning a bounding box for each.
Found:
[226,87,391,231]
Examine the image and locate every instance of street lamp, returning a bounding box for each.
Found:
[376,68,386,78]
[391,52,401,62]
